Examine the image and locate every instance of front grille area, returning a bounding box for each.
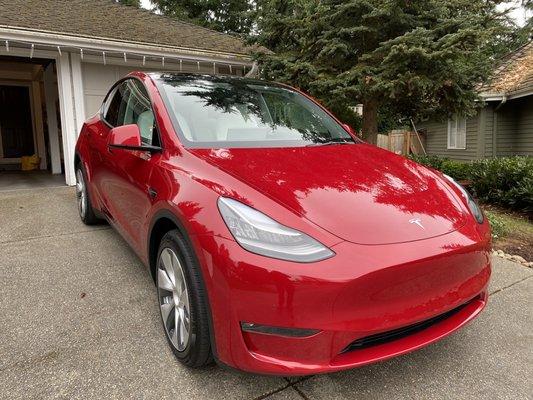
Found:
[341,300,472,354]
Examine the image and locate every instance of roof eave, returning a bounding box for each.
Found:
[479,92,505,101]
[480,87,533,101]
[0,26,255,64]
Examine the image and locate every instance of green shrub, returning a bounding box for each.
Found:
[409,155,471,181]
[440,159,472,181]
[409,155,533,213]
[469,157,533,213]
[409,154,447,170]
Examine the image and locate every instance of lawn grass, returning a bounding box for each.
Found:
[483,206,533,261]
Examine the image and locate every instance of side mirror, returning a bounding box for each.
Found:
[108,124,161,152]
[109,124,141,148]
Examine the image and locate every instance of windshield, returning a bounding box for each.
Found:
[153,74,356,148]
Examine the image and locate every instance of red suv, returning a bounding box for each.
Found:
[74,72,491,375]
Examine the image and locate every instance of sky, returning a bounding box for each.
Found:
[140,0,152,10]
[501,1,531,26]
[140,0,530,27]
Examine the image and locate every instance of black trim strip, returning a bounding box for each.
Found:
[341,300,473,353]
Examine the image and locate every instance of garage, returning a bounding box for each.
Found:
[0,0,254,189]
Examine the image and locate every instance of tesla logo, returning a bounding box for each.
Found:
[409,218,425,229]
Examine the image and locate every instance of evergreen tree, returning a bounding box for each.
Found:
[253,0,517,140]
[151,0,255,35]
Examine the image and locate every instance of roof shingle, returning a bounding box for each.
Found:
[0,0,254,56]
[480,40,533,97]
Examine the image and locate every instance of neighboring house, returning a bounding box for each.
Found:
[418,41,533,161]
[0,0,256,185]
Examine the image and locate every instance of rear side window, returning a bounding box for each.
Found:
[103,82,130,127]
[103,86,122,127]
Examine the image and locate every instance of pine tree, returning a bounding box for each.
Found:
[151,0,255,35]
[253,0,516,140]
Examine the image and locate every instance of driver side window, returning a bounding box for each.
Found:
[123,80,158,146]
[103,79,159,146]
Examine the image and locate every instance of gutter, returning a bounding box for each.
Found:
[0,26,254,65]
[494,95,507,111]
[245,62,259,78]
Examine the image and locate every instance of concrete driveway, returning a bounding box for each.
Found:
[1,187,531,399]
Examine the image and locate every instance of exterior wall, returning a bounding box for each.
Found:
[418,112,479,161]
[419,96,533,160]
[483,105,494,157]
[510,96,533,156]
[495,102,518,156]
[491,96,533,157]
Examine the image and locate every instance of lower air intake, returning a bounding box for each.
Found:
[341,299,473,353]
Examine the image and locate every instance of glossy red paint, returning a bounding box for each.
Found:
[75,72,491,375]
[108,124,142,147]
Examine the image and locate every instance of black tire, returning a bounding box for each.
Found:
[156,229,213,367]
[75,163,99,225]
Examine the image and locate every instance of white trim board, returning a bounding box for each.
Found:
[0,46,77,185]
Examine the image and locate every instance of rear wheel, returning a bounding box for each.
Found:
[156,230,212,367]
[75,164,99,225]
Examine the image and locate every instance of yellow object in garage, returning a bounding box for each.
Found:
[21,154,41,171]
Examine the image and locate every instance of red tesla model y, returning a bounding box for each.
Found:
[74,72,491,375]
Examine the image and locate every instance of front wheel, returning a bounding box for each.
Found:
[75,163,99,225]
[156,230,212,367]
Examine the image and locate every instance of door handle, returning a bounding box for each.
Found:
[148,187,157,199]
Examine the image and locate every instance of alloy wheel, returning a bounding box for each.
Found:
[75,169,86,218]
[157,247,191,352]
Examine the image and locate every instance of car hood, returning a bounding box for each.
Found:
[190,144,468,245]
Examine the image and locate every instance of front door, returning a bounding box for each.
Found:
[99,78,161,248]
[0,85,34,160]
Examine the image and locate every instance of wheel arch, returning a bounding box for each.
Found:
[147,210,188,281]
[147,208,219,360]
[74,152,81,170]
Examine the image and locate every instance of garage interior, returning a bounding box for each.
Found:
[0,56,64,190]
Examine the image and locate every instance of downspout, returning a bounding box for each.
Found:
[492,95,507,157]
[245,61,259,78]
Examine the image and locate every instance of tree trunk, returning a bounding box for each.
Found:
[362,98,379,144]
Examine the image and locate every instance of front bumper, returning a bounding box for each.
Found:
[193,222,491,375]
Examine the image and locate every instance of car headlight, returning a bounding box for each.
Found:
[443,175,484,224]
[217,197,335,262]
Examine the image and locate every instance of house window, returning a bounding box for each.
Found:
[447,115,466,149]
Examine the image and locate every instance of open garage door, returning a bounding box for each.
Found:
[0,56,65,190]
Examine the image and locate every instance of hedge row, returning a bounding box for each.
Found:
[410,155,533,213]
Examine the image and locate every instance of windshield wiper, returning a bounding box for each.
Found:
[306,139,353,147]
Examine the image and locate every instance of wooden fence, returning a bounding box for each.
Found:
[375,130,426,156]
